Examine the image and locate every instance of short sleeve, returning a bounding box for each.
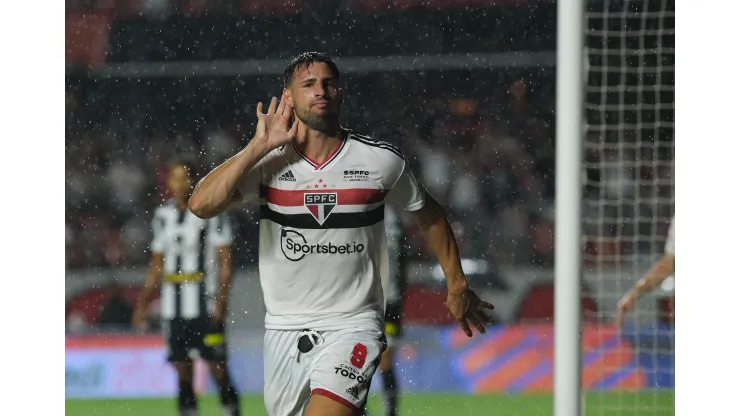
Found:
[664,216,675,255]
[235,148,282,204]
[208,213,234,247]
[235,165,263,204]
[150,212,166,254]
[386,160,426,212]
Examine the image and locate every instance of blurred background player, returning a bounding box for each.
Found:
[380,206,407,416]
[133,157,241,416]
[616,215,675,327]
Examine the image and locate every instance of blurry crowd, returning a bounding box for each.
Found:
[65,0,673,272]
[66,69,561,269]
[66,72,673,272]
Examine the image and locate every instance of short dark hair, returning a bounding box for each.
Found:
[283,52,340,87]
[168,155,199,180]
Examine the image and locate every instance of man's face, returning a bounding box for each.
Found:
[285,62,342,133]
[167,164,194,202]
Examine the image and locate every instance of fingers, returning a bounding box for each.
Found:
[473,309,493,325]
[458,318,472,337]
[480,301,495,310]
[283,100,294,116]
[276,94,287,115]
[280,103,294,124]
[257,97,278,119]
[268,96,278,114]
[470,318,487,335]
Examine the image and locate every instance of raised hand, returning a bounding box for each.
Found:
[255,95,300,150]
[445,288,495,337]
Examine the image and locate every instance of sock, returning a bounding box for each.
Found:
[217,376,240,416]
[178,380,197,416]
[382,369,398,416]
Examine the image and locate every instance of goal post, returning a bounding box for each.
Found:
[554,0,585,416]
[578,0,675,414]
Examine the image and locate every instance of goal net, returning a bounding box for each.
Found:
[583,0,674,414]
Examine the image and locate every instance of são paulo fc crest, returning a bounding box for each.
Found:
[304,193,337,225]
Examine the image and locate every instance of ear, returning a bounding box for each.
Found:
[338,87,344,107]
[283,88,293,106]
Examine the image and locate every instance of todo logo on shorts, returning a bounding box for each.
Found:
[333,363,370,388]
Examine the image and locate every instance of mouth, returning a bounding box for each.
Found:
[312,101,329,108]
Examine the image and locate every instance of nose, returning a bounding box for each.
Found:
[313,84,327,98]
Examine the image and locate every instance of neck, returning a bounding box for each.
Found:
[296,124,344,163]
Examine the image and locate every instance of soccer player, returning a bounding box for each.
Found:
[133,157,241,416]
[616,215,675,327]
[379,206,406,416]
[188,52,494,416]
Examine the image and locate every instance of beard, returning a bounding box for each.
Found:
[294,105,339,134]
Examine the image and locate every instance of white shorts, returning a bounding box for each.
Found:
[263,327,386,416]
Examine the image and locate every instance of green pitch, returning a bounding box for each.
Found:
[66,392,674,415]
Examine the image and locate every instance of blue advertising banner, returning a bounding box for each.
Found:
[66,325,674,399]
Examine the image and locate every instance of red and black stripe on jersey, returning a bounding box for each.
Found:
[259,186,388,229]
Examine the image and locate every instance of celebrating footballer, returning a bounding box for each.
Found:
[189,52,494,416]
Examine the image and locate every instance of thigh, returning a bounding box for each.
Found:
[163,319,191,363]
[263,330,312,416]
[310,329,386,411]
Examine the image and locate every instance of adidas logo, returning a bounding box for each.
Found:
[278,170,297,182]
[345,386,359,400]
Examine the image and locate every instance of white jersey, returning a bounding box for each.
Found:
[665,216,675,255]
[236,129,426,331]
[150,201,233,320]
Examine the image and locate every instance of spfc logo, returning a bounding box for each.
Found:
[304,193,337,225]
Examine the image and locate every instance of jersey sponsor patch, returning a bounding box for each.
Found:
[280,228,365,261]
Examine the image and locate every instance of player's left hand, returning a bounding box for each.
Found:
[446,288,495,337]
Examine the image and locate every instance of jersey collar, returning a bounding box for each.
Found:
[291,128,349,171]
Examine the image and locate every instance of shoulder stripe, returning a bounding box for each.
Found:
[351,132,402,154]
[350,134,404,159]
[350,132,402,153]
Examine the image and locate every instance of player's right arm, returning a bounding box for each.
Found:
[189,95,299,219]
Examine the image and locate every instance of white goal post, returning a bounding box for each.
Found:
[557,0,675,415]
